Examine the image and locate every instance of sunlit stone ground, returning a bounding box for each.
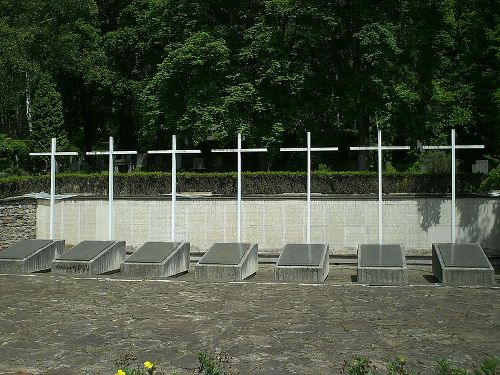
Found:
[0,266,498,374]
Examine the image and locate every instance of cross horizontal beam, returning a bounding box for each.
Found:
[211,148,267,153]
[280,147,339,152]
[350,146,410,151]
[147,150,201,154]
[422,145,484,150]
[86,151,137,155]
[30,152,78,156]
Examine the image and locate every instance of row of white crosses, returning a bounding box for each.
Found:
[30,129,483,245]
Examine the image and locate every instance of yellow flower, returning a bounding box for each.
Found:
[144,361,154,369]
[115,370,126,375]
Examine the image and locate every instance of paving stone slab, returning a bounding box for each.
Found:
[432,243,494,285]
[275,243,329,283]
[52,240,125,275]
[195,243,258,281]
[0,239,64,273]
[121,242,190,278]
[357,244,408,284]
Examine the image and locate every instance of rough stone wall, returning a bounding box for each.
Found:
[0,198,37,251]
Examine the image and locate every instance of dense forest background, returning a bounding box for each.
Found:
[0,0,498,173]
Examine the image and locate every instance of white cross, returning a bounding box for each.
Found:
[86,136,137,240]
[29,138,78,240]
[281,131,338,244]
[350,129,410,244]
[148,135,201,241]
[423,128,484,243]
[212,133,267,242]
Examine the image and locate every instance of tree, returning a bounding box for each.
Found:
[31,74,68,152]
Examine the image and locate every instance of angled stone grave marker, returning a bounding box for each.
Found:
[276,131,337,282]
[195,133,265,281]
[121,241,190,278]
[0,239,65,273]
[432,243,494,285]
[195,242,258,281]
[423,129,493,285]
[52,240,125,275]
[121,135,198,278]
[350,129,410,284]
[357,244,408,284]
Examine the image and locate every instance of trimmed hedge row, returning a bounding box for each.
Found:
[0,171,486,199]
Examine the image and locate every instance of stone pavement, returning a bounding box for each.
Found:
[0,266,498,375]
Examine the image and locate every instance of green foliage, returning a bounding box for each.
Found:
[387,356,416,375]
[437,359,467,375]
[342,355,377,375]
[0,170,485,199]
[0,134,30,174]
[30,74,68,152]
[412,151,452,174]
[0,0,498,169]
[198,352,222,375]
[480,168,500,192]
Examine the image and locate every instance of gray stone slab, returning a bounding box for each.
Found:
[432,243,494,285]
[52,241,125,275]
[275,243,329,283]
[121,242,190,278]
[195,243,258,281]
[277,244,326,266]
[0,240,64,273]
[0,240,53,260]
[125,242,180,263]
[198,243,251,265]
[357,244,408,285]
[57,241,115,261]
[359,244,404,267]
[437,243,491,268]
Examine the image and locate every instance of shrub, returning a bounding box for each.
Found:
[0,170,486,198]
[480,167,500,192]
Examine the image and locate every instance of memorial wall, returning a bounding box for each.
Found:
[35,195,499,253]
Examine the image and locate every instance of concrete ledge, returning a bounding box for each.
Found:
[0,239,64,273]
[432,243,495,285]
[357,244,408,285]
[195,243,258,281]
[52,240,125,275]
[274,244,329,283]
[121,242,190,278]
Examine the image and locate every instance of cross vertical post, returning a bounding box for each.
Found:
[30,138,78,239]
[423,129,484,243]
[148,135,201,241]
[280,131,338,243]
[86,136,137,240]
[212,133,267,242]
[350,129,410,244]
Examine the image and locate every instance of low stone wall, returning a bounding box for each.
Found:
[35,195,500,254]
[0,198,37,251]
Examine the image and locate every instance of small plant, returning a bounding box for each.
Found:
[198,351,222,375]
[437,359,467,375]
[387,356,416,375]
[341,355,378,375]
[113,357,163,375]
[197,351,236,375]
[474,357,499,375]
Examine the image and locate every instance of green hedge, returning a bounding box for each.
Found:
[480,167,500,192]
[0,171,486,199]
